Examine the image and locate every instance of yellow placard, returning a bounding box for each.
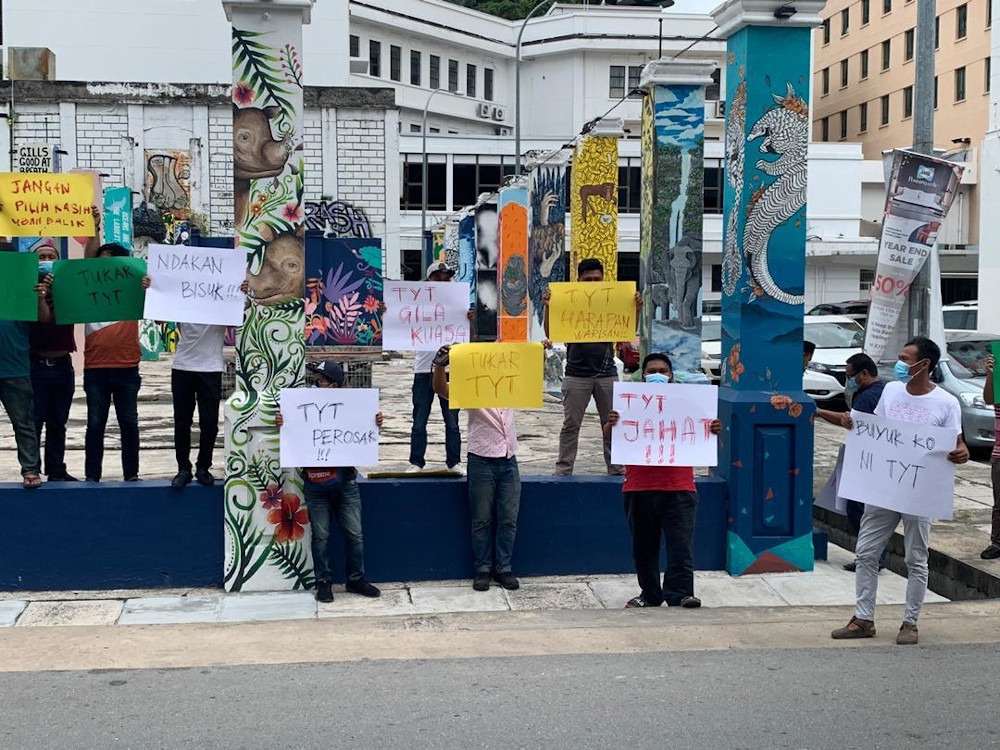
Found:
[548,281,636,343]
[448,342,544,409]
[0,172,96,237]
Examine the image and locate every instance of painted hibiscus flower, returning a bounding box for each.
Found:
[259,483,282,510]
[233,81,255,106]
[282,201,303,223]
[267,493,309,543]
[362,295,380,314]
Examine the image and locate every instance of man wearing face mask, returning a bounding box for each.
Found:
[832,337,968,645]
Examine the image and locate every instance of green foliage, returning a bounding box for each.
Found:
[450,0,585,20]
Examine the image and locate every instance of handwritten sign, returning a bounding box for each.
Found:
[548,281,636,343]
[448,342,544,409]
[51,257,147,324]
[610,382,718,467]
[103,187,134,250]
[839,411,956,520]
[279,388,380,468]
[0,173,95,237]
[0,251,39,322]
[382,281,471,351]
[14,143,54,173]
[143,244,246,326]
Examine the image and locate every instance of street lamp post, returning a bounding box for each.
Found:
[421,88,461,268]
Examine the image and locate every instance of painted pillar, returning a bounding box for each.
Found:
[527,158,568,343]
[457,210,476,303]
[498,180,530,342]
[638,59,715,379]
[473,199,499,341]
[712,0,824,575]
[224,0,314,592]
[569,118,623,280]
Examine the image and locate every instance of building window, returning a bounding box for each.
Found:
[934,75,939,108]
[609,65,626,98]
[881,94,890,125]
[410,50,421,86]
[618,159,642,213]
[822,18,831,44]
[883,0,892,13]
[860,49,869,79]
[989,0,993,28]
[369,40,381,77]
[453,156,517,207]
[429,127,440,134]
[466,64,477,97]
[484,68,495,101]
[401,155,445,211]
[349,35,360,58]
[628,66,644,98]
[707,68,721,101]
[903,85,913,118]
[882,39,891,70]
[957,2,968,38]
[955,66,967,101]
[860,268,875,292]
[859,101,868,132]
[935,15,940,48]
[390,45,401,82]
[862,0,871,24]
[409,124,421,133]
[839,110,848,139]
[841,7,850,34]
[711,265,722,293]
[430,55,440,89]
[988,57,992,93]
[448,59,459,92]
[840,59,849,87]
[821,117,829,141]
[904,29,915,61]
[822,67,830,95]
[703,164,724,214]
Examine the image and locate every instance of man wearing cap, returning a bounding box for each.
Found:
[276,360,382,603]
[406,261,468,474]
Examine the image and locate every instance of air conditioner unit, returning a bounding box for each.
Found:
[477,103,492,118]
[492,106,506,121]
[495,126,512,136]
[713,100,726,119]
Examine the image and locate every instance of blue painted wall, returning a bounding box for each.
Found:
[0,477,727,591]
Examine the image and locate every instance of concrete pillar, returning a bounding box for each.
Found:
[498,179,530,341]
[711,0,824,575]
[978,1,1000,333]
[638,58,715,379]
[223,0,314,592]
[569,118,623,280]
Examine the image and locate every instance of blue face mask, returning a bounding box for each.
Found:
[894,360,913,383]
[645,373,669,384]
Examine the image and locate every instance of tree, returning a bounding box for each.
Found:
[450,0,586,20]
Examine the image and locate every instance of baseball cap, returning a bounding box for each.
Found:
[425,261,455,279]
[312,360,345,386]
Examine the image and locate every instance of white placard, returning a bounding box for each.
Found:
[143,244,246,326]
[838,410,956,520]
[279,388,380,469]
[611,382,718,468]
[382,281,471,351]
[14,142,54,173]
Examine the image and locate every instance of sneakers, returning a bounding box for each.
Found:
[472,573,491,591]
[315,582,334,603]
[449,463,467,476]
[171,470,193,489]
[493,572,519,590]
[831,616,876,639]
[896,622,919,645]
[346,579,381,598]
[679,596,702,609]
[980,544,1000,560]
[405,464,423,474]
[843,561,857,572]
[625,596,656,608]
[195,469,216,487]
[47,473,78,482]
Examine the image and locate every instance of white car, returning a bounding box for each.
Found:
[804,315,866,404]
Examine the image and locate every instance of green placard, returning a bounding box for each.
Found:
[0,252,39,322]
[51,257,147,325]
[992,341,1000,405]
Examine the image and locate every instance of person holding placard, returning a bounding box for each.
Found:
[832,337,968,645]
[543,258,642,476]
[980,354,1000,560]
[83,244,145,483]
[432,345,521,592]
[604,353,722,609]
[0,242,54,488]
[276,361,382,603]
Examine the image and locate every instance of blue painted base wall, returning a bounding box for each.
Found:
[0,476,728,592]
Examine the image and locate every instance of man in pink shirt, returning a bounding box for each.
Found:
[432,344,521,592]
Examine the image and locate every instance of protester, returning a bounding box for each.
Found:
[832,337,968,645]
[83,243,144,483]
[815,352,887,572]
[276,360,382,603]
[604,353,722,608]
[405,261,470,475]
[980,355,1000,560]
[803,340,815,372]
[544,258,642,476]
[0,243,54,488]
[143,274,249,489]
[432,344,521,592]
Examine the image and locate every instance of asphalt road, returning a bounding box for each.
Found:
[2,645,999,749]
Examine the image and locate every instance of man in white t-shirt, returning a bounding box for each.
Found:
[832,336,968,645]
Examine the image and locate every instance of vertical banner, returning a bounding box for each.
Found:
[225,0,311,593]
[103,186,134,250]
[528,162,567,342]
[474,200,499,341]
[304,235,384,347]
[569,120,622,280]
[863,150,964,361]
[457,212,476,306]
[498,182,530,342]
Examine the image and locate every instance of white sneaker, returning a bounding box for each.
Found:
[450,463,466,476]
[405,464,423,474]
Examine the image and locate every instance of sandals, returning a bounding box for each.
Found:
[22,474,42,489]
[831,616,876,639]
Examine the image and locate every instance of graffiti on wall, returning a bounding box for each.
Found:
[473,201,499,341]
[303,199,372,237]
[498,183,529,342]
[457,212,476,305]
[569,136,618,280]
[144,150,191,219]
[528,165,566,342]
[304,235,383,347]
[443,220,460,271]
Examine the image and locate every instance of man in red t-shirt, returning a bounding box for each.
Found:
[604,353,722,609]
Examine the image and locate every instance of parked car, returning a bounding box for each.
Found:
[804,315,865,385]
[700,316,722,383]
[942,301,978,331]
[807,300,869,327]
[702,299,722,316]
[616,338,640,373]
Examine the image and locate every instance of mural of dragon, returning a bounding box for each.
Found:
[743,82,809,306]
[721,81,746,297]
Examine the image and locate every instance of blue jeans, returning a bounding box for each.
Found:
[303,479,365,583]
[30,357,75,477]
[84,367,141,481]
[0,377,41,476]
[467,453,521,574]
[410,372,461,468]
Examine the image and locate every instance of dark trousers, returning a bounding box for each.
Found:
[409,372,461,468]
[84,367,140,481]
[624,490,697,606]
[991,459,1000,546]
[171,369,222,473]
[0,377,41,476]
[303,479,365,584]
[467,453,521,574]
[30,357,75,477]
[847,499,888,567]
